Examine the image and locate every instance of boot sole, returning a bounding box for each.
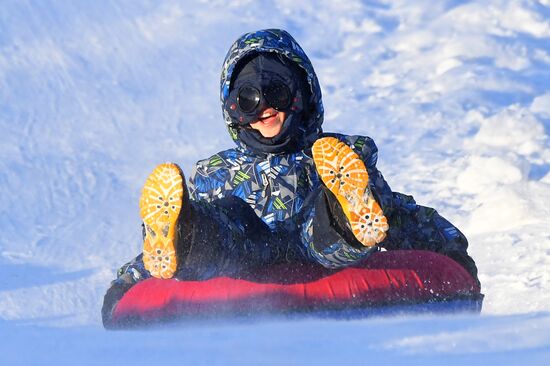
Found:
[139,163,184,279]
[312,137,389,247]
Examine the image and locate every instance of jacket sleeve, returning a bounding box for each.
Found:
[338,134,479,283]
[114,252,150,282]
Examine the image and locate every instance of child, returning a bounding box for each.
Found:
[103,29,478,321]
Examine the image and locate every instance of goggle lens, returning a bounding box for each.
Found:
[237,86,261,113]
[265,82,291,110]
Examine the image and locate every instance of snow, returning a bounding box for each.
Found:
[0,0,549,364]
[2,313,550,366]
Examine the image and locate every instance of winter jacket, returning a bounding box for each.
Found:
[188,29,478,279]
[115,29,478,285]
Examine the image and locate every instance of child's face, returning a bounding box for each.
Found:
[249,107,286,138]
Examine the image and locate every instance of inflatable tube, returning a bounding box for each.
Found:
[106,250,482,328]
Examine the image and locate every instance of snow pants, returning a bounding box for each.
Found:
[116,186,375,282]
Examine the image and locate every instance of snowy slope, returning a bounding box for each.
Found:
[0,0,549,364]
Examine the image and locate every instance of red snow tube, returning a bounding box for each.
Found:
[109,250,481,327]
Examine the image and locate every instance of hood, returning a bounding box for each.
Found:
[220,29,324,154]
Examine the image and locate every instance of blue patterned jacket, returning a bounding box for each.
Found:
[187,29,477,277]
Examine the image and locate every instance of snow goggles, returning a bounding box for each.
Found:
[237,81,292,113]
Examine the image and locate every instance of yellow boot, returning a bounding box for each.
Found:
[139,163,186,279]
[312,137,389,247]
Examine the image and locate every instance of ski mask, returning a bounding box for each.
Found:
[225,53,310,154]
